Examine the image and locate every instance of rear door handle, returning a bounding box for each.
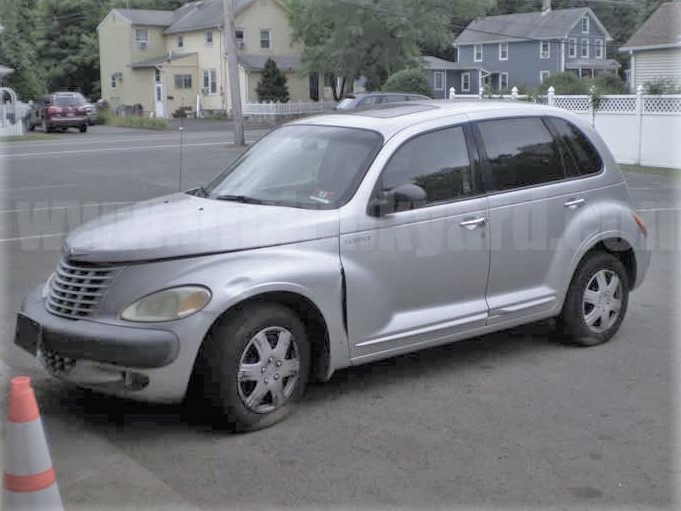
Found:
[459,217,487,229]
[564,198,586,209]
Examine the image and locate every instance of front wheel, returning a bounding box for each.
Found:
[197,303,310,432]
[79,124,87,133]
[558,252,629,346]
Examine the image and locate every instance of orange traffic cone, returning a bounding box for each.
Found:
[2,376,63,510]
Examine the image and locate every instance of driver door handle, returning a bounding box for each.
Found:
[459,217,487,229]
[564,198,586,209]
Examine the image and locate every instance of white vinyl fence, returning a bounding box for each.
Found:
[451,85,681,169]
[243,100,337,117]
[0,86,25,137]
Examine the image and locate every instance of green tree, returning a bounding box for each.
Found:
[591,72,627,94]
[383,68,433,97]
[288,0,493,99]
[255,58,290,103]
[542,71,589,95]
[0,0,45,98]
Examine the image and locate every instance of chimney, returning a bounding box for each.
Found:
[542,0,552,12]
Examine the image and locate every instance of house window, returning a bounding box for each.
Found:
[177,36,184,48]
[581,38,589,58]
[540,71,551,83]
[581,17,589,33]
[500,72,509,90]
[474,44,483,62]
[433,71,445,91]
[499,42,508,61]
[155,68,161,83]
[110,74,117,88]
[540,40,550,59]
[205,30,213,45]
[135,29,148,49]
[568,38,577,58]
[461,72,470,92]
[260,29,271,49]
[202,69,217,94]
[235,29,245,48]
[174,74,192,89]
[595,39,604,59]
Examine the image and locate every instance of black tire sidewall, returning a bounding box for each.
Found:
[562,252,629,346]
[203,303,310,432]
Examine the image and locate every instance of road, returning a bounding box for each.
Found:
[0,124,678,510]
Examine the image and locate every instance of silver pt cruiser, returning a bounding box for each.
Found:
[15,102,650,431]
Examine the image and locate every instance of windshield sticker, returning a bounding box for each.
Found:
[310,189,336,204]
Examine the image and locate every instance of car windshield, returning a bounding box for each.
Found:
[54,96,83,107]
[204,125,383,209]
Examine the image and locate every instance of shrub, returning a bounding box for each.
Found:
[541,72,589,95]
[256,58,290,103]
[99,111,171,130]
[382,68,434,98]
[590,72,627,94]
[643,77,681,94]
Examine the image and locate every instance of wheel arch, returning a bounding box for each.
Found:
[568,235,637,291]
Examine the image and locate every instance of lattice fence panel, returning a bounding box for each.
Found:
[596,96,637,112]
[553,95,591,111]
[643,95,681,114]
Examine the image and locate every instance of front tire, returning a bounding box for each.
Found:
[558,252,629,346]
[79,124,87,133]
[197,303,310,432]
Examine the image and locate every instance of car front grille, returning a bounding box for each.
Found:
[46,259,121,319]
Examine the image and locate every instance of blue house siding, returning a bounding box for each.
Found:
[426,70,459,99]
[457,40,562,89]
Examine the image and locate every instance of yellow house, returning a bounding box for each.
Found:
[97,0,320,117]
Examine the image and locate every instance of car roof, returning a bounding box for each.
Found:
[291,100,565,139]
[345,92,428,99]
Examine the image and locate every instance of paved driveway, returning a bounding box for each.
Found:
[0,127,678,510]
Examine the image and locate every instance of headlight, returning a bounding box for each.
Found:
[120,286,211,323]
[41,273,55,299]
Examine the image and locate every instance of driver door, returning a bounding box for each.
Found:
[340,124,491,362]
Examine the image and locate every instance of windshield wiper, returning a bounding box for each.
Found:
[215,194,266,205]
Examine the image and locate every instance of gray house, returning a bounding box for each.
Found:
[452,0,620,93]
[619,2,681,92]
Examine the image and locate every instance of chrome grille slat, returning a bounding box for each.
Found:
[46,258,121,319]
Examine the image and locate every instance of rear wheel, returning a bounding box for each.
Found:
[79,124,87,133]
[196,303,310,432]
[557,252,629,346]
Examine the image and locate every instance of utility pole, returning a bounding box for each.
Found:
[222,0,245,146]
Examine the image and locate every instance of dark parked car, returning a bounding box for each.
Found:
[335,92,431,110]
[27,93,89,133]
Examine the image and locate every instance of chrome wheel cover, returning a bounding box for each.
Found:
[237,326,300,414]
[582,269,623,334]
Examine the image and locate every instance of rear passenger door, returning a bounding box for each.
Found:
[473,116,600,325]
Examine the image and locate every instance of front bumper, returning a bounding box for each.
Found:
[48,117,87,128]
[15,285,185,400]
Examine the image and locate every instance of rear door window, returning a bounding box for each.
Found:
[476,117,565,192]
[546,117,603,176]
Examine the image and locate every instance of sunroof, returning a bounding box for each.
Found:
[352,104,439,118]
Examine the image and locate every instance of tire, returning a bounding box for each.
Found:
[79,124,87,133]
[557,251,629,347]
[28,123,35,132]
[195,303,310,432]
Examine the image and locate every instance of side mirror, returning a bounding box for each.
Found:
[368,183,427,217]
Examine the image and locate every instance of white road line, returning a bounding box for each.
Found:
[0,140,256,159]
[0,132,239,147]
[0,233,65,243]
[0,201,133,214]
[637,207,681,212]
[0,184,79,191]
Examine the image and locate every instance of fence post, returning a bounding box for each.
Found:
[478,86,484,100]
[635,84,644,165]
[449,87,456,100]
[511,86,518,100]
[547,86,555,107]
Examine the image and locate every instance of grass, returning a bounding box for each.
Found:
[99,111,171,130]
[0,133,60,143]
[620,164,681,177]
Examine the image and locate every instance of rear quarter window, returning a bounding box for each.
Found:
[547,117,603,176]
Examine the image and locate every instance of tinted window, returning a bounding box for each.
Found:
[381,126,474,207]
[385,95,407,103]
[359,96,382,107]
[478,117,564,191]
[53,96,84,107]
[548,117,602,176]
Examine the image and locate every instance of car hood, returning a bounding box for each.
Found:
[64,194,340,263]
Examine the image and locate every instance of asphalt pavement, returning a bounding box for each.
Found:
[0,123,679,510]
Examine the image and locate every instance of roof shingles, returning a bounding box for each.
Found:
[620,2,681,50]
